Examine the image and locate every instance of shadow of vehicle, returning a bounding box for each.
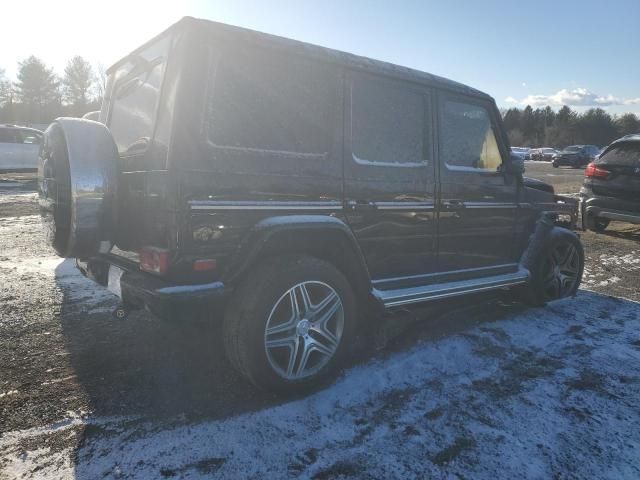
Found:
[597,223,640,242]
[55,254,525,425]
[55,259,278,423]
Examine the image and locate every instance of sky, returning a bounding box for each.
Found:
[1,0,638,114]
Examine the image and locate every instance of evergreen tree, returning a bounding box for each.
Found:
[14,56,60,123]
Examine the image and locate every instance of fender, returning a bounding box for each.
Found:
[520,212,579,271]
[223,215,373,295]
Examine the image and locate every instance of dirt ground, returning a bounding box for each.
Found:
[0,170,639,479]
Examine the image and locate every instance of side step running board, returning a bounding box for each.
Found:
[374,269,530,308]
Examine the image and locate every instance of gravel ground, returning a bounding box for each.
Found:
[1,172,639,479]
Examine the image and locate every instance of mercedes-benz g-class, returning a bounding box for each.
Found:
[38,17,583,393]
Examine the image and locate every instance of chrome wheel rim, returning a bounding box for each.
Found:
[542,242,580,300]
[264,281,344,380]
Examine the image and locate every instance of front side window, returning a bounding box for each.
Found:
[108,36,170,155]
[208,46,337,155]
[351,75,428,166]
[441,100,503,172]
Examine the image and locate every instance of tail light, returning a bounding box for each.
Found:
[140,246,169,275]
[193,259,217,272]
[585,163,610,179]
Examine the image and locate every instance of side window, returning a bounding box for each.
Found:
[208,46,337,155]
[351,75,428,166]
[18,131,42,144]
[441,100,503,172]
[108,36,170,155]
[0,129,18,144]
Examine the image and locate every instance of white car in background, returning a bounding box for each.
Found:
[0,125,43,170]
[510,147,530,160]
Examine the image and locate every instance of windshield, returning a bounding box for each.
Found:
[562,146,581,153]
[597,143,640,167]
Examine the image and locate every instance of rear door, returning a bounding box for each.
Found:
[437,93,519,274]
[343,72,437,282]
[0,128,22,169]
[17,130,42,168]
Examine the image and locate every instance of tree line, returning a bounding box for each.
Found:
[0,56,103,125]
[502,105,640,149]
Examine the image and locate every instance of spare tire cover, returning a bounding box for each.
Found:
[38,118,119,258]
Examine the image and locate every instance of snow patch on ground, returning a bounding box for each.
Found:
[0,214,118,315]
[2,292,639,479]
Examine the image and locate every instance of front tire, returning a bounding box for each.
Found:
[518,229,584,307]
[223,255,357,393]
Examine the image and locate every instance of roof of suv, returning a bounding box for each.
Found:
[0,125,43,134]
[108,16,491,102]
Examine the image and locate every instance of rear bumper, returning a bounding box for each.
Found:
[76,256,231,320]
[580,188,640,225]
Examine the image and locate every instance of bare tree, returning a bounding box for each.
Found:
[63,56,95,116]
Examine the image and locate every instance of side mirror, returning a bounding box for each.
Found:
[503,154,525,176]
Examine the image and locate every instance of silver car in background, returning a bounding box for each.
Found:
[0,125,43,170]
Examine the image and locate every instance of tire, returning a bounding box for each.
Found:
[552,162,559,168]
[585,215,610,233]
[38,118,118,257]
[517,229,584,307]
[223,254,357,393]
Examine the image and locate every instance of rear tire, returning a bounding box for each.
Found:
[517,229,584,307]
[552,162,559,168]
[223,255,357,394]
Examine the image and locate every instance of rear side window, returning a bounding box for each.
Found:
[598,143,640,167]
[351,75,428,166]
[441,100,503,172]
[208,46,337,155]
[18,131,42,144]
[108,36,170,155]
[0,129,18,143]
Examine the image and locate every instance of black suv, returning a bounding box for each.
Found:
[581,134,640,231]
[38,17,583,392]
[552,145,600,168]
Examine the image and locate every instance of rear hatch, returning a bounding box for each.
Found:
[590,142,640,202]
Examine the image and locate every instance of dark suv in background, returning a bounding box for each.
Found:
[552,145,600,168]
[38,17,583,393]
[582,134,640,232]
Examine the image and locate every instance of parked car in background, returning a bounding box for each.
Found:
[510,147,529,160]
[527,148,541,160]
[0,125,43,171]
[38,17,583,393]
[552,145,600,168]
[581,134,640,232]
[538,148,558,161]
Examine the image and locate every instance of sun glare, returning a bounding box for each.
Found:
[0,0,185,76]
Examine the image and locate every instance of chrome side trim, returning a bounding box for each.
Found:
[375,201,435,211]
[189,200,343,211]
[371,263,519,287]
[464,202,517,209]
[375,268,529,308]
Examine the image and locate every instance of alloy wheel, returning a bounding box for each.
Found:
[264,281,344,380]
[542,242,580,300]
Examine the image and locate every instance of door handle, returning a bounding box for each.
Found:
[347,200,378,212]
[441,199,466,210]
